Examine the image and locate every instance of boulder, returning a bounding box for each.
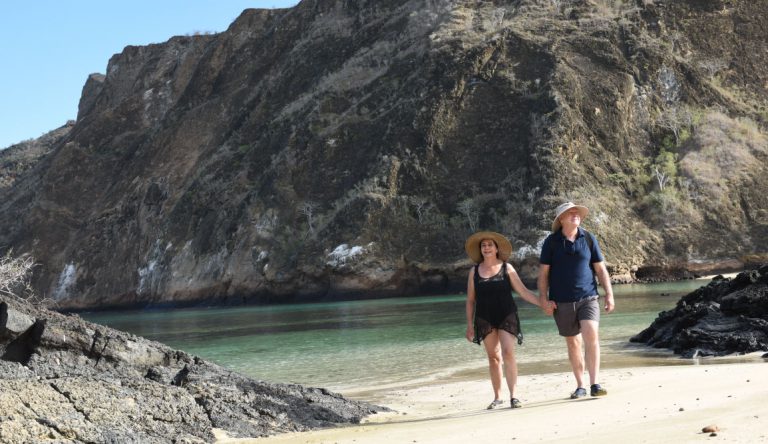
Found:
[0,295,385,442]
[630,266,768,358]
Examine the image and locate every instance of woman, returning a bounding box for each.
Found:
[464,231,543,409]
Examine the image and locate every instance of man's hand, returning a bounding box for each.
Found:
[604,295,615,313]
[542,300,556,316]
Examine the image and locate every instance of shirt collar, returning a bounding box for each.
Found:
[554,227,585,240]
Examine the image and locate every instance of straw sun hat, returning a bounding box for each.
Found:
[552,202,589,232]
[464,231,513,263]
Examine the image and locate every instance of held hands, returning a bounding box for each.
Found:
[541,300,556,316]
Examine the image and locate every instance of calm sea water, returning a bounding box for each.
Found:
[81,279,729,392]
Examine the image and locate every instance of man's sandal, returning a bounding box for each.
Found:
[590,384,607,396]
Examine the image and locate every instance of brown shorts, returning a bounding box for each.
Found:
[553,296,600,337]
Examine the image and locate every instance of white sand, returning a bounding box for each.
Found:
[217,359,768,443]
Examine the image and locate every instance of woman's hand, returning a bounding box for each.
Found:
[542,300,556,316]
[465,325,474,342]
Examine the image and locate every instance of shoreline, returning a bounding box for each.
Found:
[321,345,764,399]
[695,271,740,280]
[62,265,752,314]
[218,357,768,443]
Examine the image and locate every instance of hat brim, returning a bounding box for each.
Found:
[464,231,513,263]
[552,205,589,232]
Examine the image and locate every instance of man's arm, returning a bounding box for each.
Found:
[593,261,615,313]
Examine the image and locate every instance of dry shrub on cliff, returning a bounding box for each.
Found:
[0,251,36,302]
[546,0,640,20]
[665,111,768,231]
[679,111,766,199]
[430,2,513,47]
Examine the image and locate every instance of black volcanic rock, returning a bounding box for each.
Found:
[0,295,384,442]
[630,266,768,358]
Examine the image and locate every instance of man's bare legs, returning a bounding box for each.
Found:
[565,320,601,390]
[565,333,585,389]
[580,320,600,386]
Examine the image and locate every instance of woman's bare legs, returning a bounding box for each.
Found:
[482,330,502,400]
[498,330,518,398]
[483,329,519,400]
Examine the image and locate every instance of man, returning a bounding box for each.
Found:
[538,202,615,398]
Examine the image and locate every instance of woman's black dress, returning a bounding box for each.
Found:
[472,263,523,345]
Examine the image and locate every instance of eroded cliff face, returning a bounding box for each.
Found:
[1,0,767,310]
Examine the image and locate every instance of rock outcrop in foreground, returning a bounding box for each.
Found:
[0,295,383,443]
[631,266,768,358]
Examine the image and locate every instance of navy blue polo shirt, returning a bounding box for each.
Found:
[539,227,604,302]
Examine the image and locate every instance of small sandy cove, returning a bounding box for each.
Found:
[217,360,767,443]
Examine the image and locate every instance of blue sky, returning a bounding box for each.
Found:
[0,1,298,149]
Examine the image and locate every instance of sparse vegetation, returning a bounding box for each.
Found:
[651,149,677,191]
[656,106,693,146]
[0,251,44,305]
[678,111,767,203]
[299,201,319,236]
[457,198,480,232]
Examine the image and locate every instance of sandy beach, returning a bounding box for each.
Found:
[217,358,768,443]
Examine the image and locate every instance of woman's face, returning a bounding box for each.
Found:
[480,239,498,259]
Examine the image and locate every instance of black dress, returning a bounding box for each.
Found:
[472,263,523,345]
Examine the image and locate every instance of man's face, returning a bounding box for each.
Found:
[560,208,582,227]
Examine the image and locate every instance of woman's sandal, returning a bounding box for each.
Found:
[487,399,505,410]
[510,398,522,409]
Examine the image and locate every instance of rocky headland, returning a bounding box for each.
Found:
[0,294,383,442]
[631,265,768,358]
[1,0,767,310]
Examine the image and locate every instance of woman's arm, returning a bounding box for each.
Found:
[465,268,476,342]
[506,263,540,307]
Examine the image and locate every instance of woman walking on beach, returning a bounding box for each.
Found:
[464,231,545,409]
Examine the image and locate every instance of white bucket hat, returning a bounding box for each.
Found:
[552,202,589,232]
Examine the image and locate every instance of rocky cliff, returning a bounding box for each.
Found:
[0,294,382,442]
[630,266,768,358]
[1,0,767,310]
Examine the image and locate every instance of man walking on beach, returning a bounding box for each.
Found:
[537,202,615,398]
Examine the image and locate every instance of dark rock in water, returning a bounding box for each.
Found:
[0,296,385,443]
[630,267,768,358]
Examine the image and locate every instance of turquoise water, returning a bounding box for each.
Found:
[82,280,712,392]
